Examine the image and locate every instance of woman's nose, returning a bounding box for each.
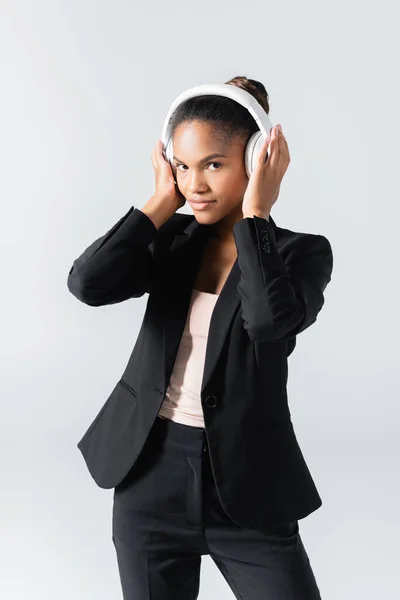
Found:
[189,177,208,192]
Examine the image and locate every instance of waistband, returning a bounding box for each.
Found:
[146,415,208,458]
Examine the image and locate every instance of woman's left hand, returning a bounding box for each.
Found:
[242,124,290,219]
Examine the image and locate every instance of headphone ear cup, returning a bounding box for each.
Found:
[244,131,260,177]
[244,132,270,177]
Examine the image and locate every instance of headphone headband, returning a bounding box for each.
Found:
[161,83,273,146]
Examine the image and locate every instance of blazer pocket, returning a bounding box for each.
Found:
[77,379,138,447]
[118,378,138,397]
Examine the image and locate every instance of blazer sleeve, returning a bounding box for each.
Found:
[232,215,333,342]
[67,206,163,306]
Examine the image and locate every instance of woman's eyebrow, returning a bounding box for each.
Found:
[172,153,228,163]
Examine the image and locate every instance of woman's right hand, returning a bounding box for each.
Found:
[151,139,186,211]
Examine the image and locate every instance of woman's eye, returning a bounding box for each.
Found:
[175,162,222,171]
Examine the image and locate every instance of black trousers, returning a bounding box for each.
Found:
[112,415,322,599]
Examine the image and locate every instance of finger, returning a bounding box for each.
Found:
[267,126,281,170]
[160,140,168,163]
[259,134,271,165]
[277,129,287,159]
[275,137,289,176]
[151,141,158,167]
[279,132,290,163]
[276,134,290,177]
[274,127,289,164]
[152,140,162,169]
[151,151,157,171]
[281,133,290,155]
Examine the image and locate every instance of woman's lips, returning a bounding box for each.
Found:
[189,200,216,210]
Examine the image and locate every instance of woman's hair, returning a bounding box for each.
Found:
[169,76,270,145]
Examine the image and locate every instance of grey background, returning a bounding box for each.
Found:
[1,1,399,598]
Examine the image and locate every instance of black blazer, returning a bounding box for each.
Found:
[67,205,333,531]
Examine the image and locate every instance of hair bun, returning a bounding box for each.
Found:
[225,76,270,114]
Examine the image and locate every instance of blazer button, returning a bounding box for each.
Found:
[205,395,218,408]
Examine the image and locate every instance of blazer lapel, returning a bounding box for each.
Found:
[161,216,239,395]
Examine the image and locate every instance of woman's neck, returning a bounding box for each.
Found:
[208,206,244,246]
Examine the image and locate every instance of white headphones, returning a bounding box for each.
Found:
[160,83,274,180]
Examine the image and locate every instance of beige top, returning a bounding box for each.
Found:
[157,288,219,427]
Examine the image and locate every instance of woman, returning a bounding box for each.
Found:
[68,76,333,599]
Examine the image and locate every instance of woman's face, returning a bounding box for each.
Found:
[172,120,249,226]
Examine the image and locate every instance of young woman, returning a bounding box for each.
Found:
[68,76,333,599]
